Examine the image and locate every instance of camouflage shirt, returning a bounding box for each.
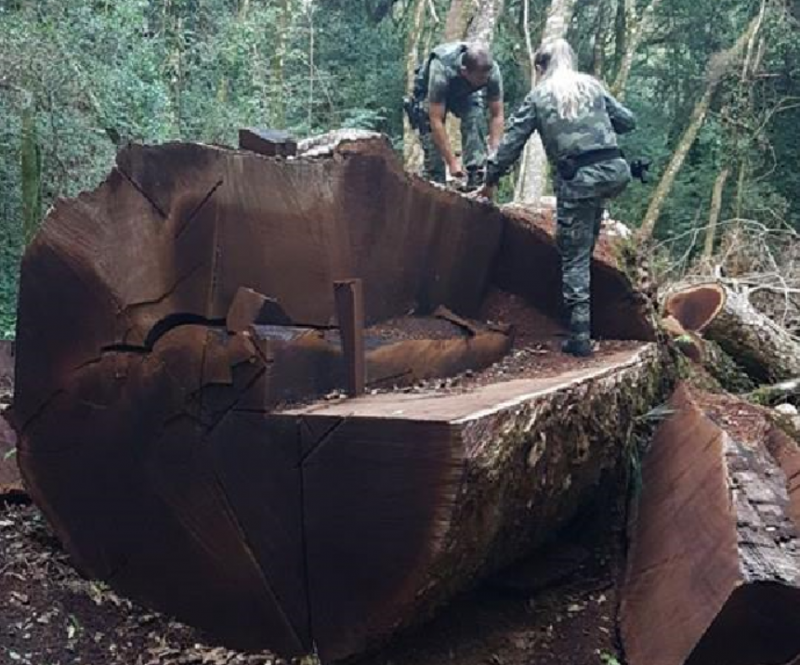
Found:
[485,75,635,190]
[425,42,503,107]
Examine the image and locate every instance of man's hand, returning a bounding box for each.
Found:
[448,158,465,178]
[468,184,496,201]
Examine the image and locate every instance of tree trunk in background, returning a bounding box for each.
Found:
[439,0,504,178]
[592,0,611,78]
[20,103,41,245]
[466,0,506,43]
[272,0,290,128]
[638,14,762,242]
[404,0,427,170]
[444,0,470,38]
[442,0,471,169]
[307,1,314,130]
[514,0,576,206]
[611,0,663,99]
[702,167,731,261]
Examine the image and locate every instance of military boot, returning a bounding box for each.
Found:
[562,312,593,357]
[561,338,593,357]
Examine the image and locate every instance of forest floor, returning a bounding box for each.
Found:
[0,489,626,665]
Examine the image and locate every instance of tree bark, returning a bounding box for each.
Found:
[14,134,663,662]
[440,0,471,170]
[272,0,290,128]
[20,103,42,244]
[591,0,611,78]
[513,0,576,206]
[404,0,427,170]
[611,0,663,99]
[702,167,731,261]
[465,0,505,42]
[444,0,470,39]
[637,14,763,242]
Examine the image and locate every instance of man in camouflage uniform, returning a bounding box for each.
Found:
[475,38,636,357]
[409,42,505,189]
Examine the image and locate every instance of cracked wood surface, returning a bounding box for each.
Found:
[14,136,662,660]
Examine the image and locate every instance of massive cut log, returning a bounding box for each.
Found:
[622,383,800,665]
[665,283,800,384]
[14,134,661,660]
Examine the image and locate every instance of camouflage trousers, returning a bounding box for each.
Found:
[419,93,488,183]
[556,197,604,343]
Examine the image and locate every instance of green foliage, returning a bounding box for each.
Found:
[599,651,622,665]
[0,0,798,339]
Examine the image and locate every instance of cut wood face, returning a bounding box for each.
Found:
[14,135,661,660]
[664,282,726,332]
[622,383,800,665]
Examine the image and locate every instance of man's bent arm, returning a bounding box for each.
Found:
[429,101,459,172]
[485,93,538,186]
[604,92,636,134]
[487,99,504,152]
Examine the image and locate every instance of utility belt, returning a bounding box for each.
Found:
[556,148,622,180]
[557,148,651,183]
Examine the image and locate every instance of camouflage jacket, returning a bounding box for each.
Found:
[485,75,635,197]
[419,42,503,108]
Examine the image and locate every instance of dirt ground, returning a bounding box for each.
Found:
[1,491,628,665]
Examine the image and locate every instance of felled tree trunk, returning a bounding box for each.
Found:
[622,383,800,665]
[14,134,661,661]
[665,282,800,384]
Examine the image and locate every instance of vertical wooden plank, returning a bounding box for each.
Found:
[333,279,365,397]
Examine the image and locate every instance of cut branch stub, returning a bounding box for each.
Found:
[664,282,727,332]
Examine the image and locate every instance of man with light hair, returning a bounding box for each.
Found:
[406,41,505,190]
[475,38,636,357]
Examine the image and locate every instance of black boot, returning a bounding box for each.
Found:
[561,338,593,357]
